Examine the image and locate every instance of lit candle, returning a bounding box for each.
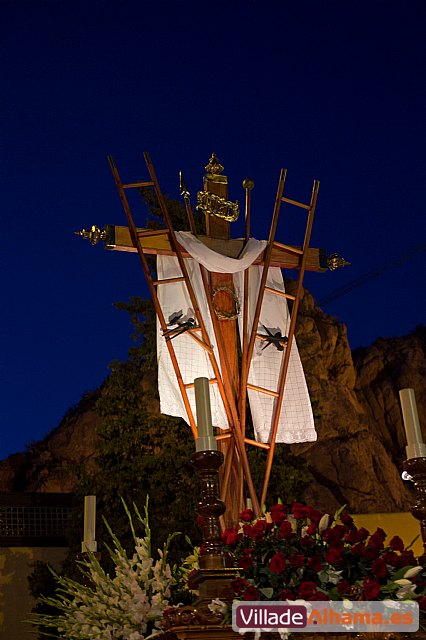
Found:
[399,388,426,459]
[194,377,217,451]
[82,495,97,552]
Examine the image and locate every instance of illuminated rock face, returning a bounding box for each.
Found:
[290,281,424,514]
[0,285,424,516]
[0,391,101,493]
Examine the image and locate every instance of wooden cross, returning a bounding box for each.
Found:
[79,153,332,527]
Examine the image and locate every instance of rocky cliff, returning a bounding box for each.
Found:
[1,289,424,515]
[0,391,101,493]
[287,282,424,514]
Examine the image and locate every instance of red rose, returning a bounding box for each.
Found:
[240,508,254,522]
[325,546,343,565]
[389,535,405,552]
[222,527,238,546]
[309,592,329,601]
[271,504,288,524]
[344,529,357,545]
[373,527,386,542]
[337,579,351,595]
[340,513,356,529]
[299,581,318,599]
[196,515,204,527]
[243,523,253,537]
[363,546,380,561]
[363,577,381,599]
[307,507,323,524]
[355,527,370,542]
[368,533,384,551]
[300,535,314,548]
[395,550,416,568]
[372,557,388,578]
[280,589,295,601]
[232,577,249,595]
[351,542,366,556]
[308,556,322,572]
[251,519,268,540]
[289,554,305,568]
[187,569,198,590]
[292,502,310,519]
[243,585,260,601]
[280,520,293,540]
[269,551,286,573]
[383,550,399,567]
[322,526,345,545]
[306,522,317,535]
[239,554,253,569]
[200,543,206,555]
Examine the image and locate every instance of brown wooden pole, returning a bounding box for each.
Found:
[239,180,254,442]
[180,171,197,236]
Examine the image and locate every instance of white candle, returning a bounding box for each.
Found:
[194,377,217,451]
[82,495,97,552]
[399,388,426,459]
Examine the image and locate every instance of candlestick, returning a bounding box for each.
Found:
[194,377,217,452]
[163,448,238,630]
[82,495,97,552]
[403,457,426,565]
[400,388,426,459]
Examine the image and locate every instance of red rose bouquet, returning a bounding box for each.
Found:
[221,502,426,607]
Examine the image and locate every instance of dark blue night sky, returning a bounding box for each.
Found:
[2,0,425,459]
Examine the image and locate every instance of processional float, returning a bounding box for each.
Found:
[77,153,347,528]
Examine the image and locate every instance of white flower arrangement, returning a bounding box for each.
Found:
[29,498,177,640]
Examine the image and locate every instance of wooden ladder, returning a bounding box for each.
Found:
[238,170,320,505]
[107,153,261,515]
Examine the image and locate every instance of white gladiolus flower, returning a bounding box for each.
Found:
[27,498,174,640]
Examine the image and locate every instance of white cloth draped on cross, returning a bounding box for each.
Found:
[156,232,316,444]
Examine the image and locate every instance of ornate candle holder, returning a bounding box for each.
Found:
[163,449,239,630]
[403,457,426,565]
